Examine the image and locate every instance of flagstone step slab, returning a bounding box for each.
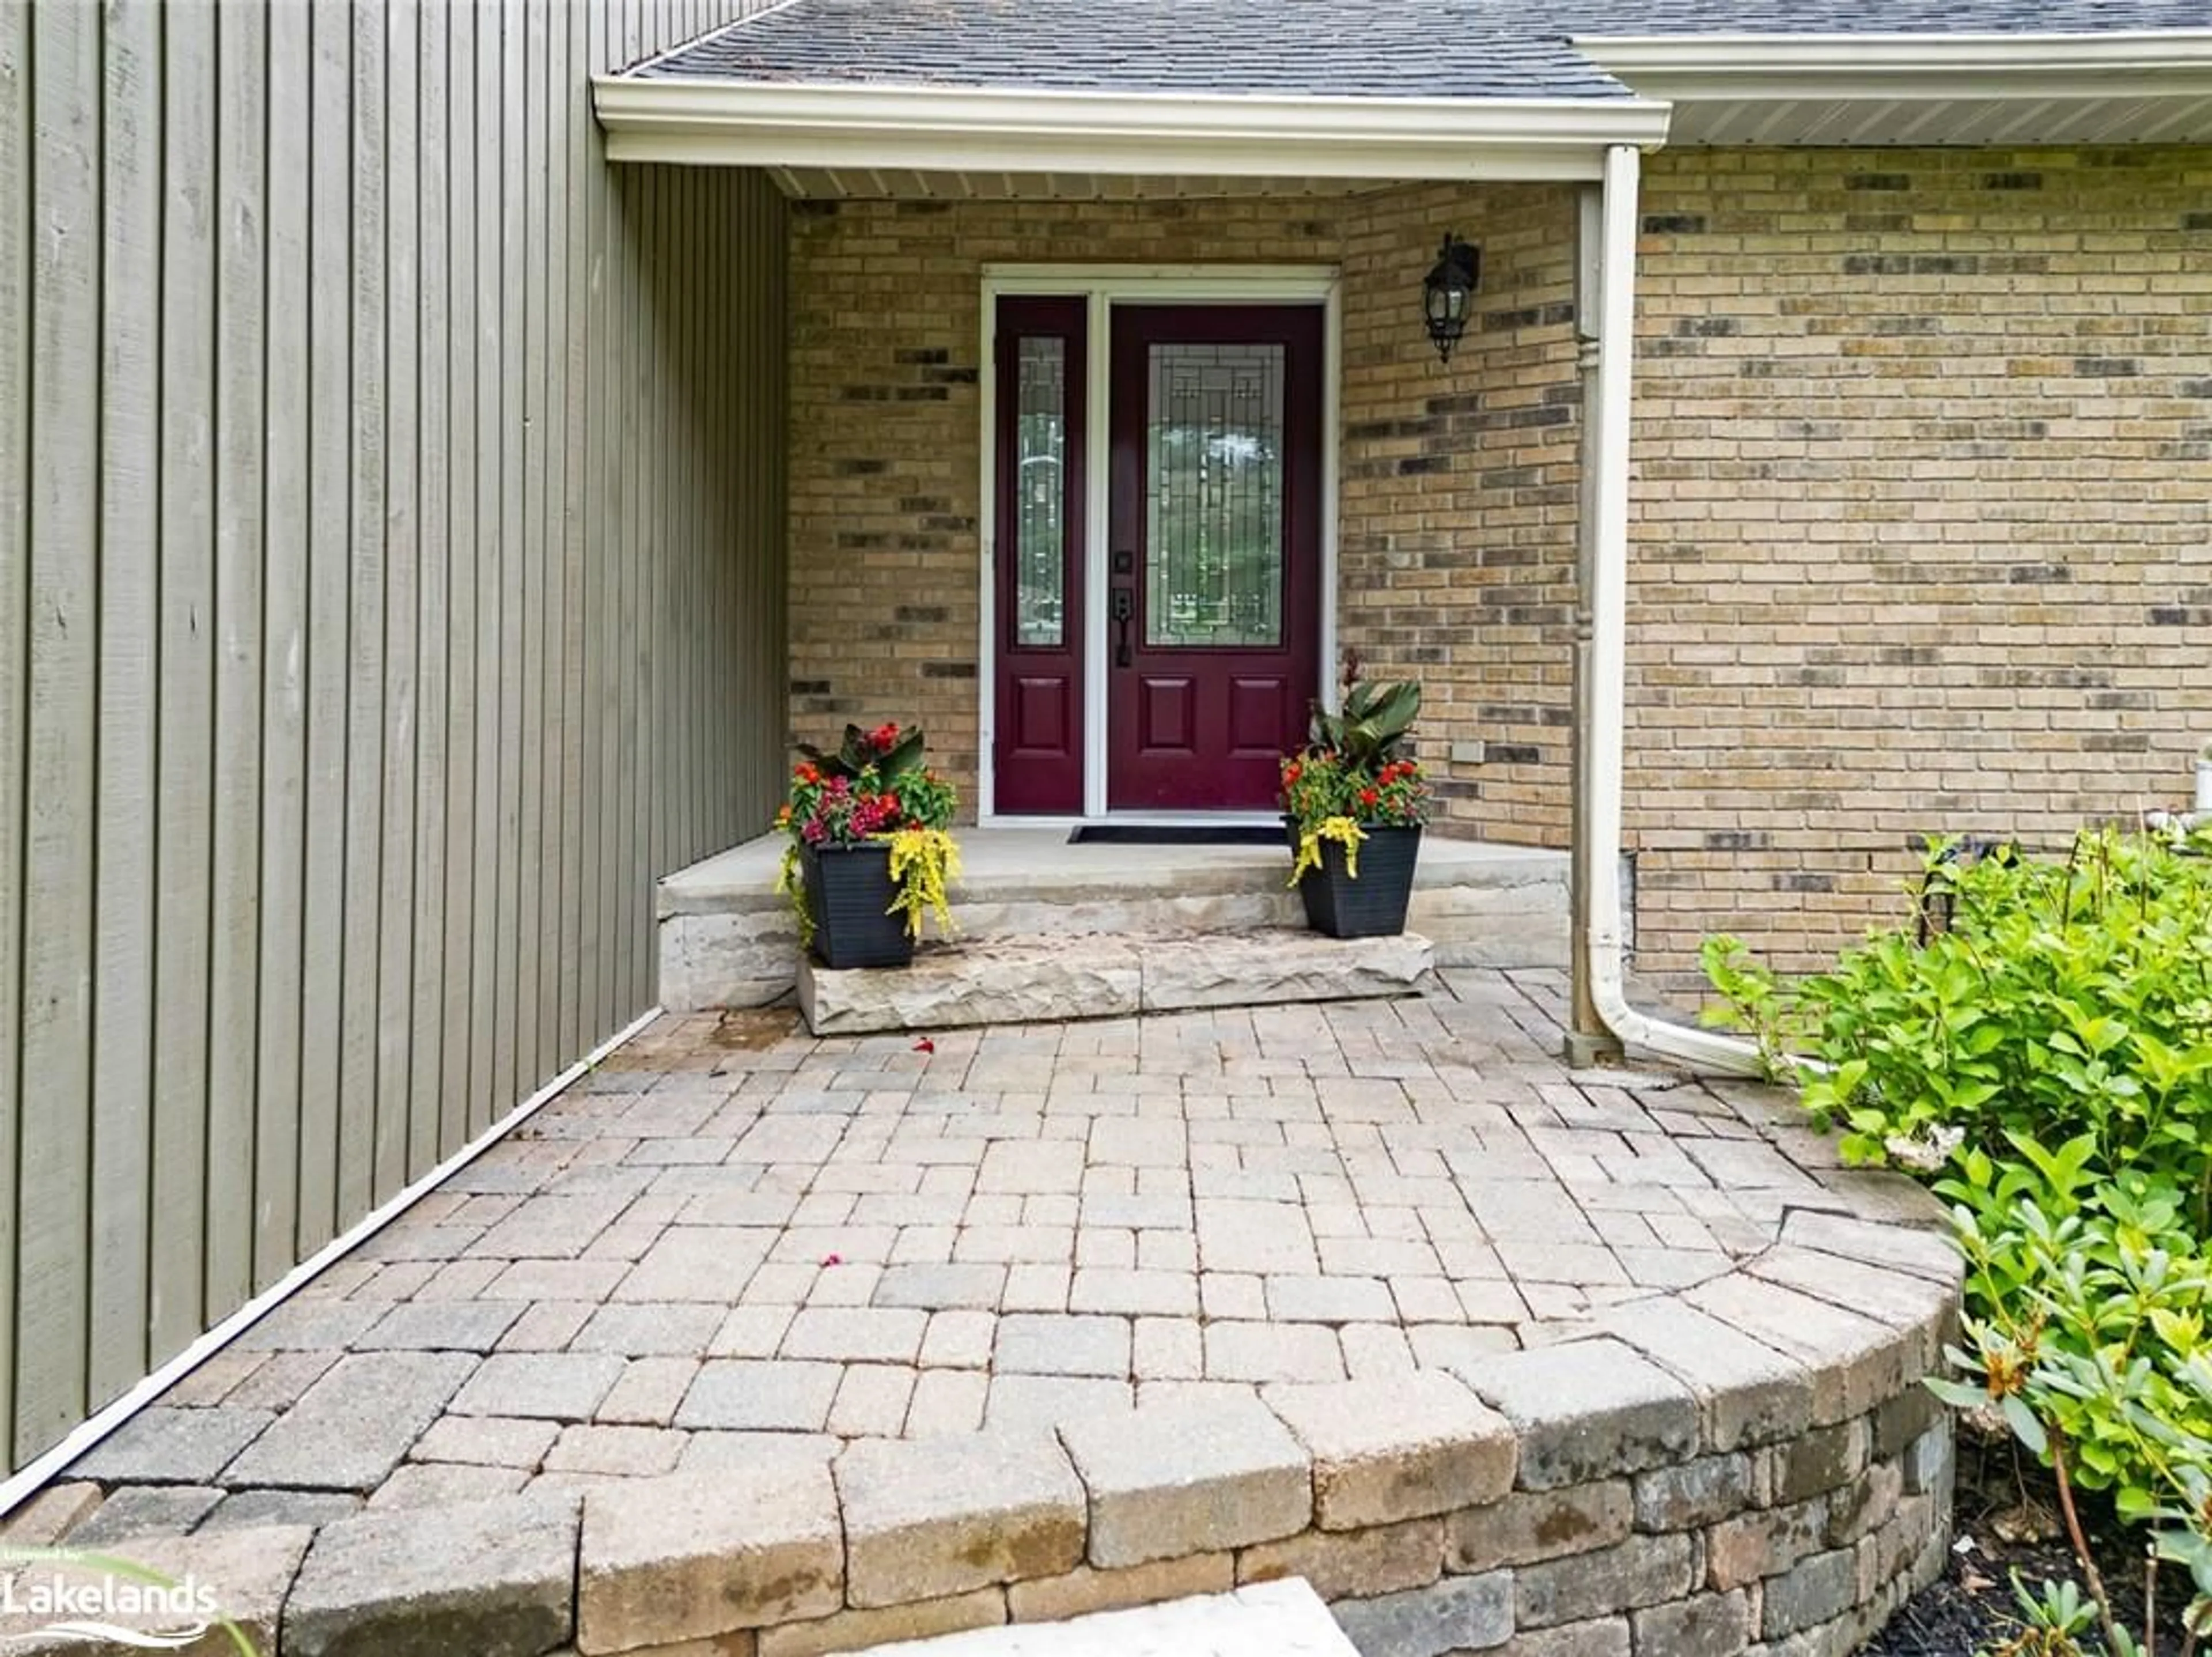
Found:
[796,930,1435,1036]
[658,828,1565,1012]
[849,1579,1359,1657]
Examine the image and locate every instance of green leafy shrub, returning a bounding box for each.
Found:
[1703,827,2212,1653]
[1704,827,2212,1195]
[1929,1189,2212,1654]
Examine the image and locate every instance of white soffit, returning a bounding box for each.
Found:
[1577,29,2212,145]
[766,168,1393,200]
[589,78,1675,183]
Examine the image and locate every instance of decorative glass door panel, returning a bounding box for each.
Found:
[1108,306,1322,812]
[1015,337,1069,649]
[1144,345,1285,650]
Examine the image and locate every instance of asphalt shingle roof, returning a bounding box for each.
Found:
[638,0,2212,99]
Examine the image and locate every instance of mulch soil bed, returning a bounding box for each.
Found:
[1865,1428,2196,1655]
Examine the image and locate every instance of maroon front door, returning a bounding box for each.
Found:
[1106,305,1323,811]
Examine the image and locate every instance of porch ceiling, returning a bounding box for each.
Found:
[1577,31,2212,145]
[766,168,1399,201]
[1663,91,2212,145]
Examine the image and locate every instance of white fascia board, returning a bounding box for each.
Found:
[590,76,1675,181]
[1577,29,2212,103]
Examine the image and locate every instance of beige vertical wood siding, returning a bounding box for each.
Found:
[0,0,787,1476]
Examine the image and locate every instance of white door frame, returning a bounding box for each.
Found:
[976,264,1343,826]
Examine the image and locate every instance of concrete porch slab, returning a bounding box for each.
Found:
[660,829,1565,1013]
[797,930,1434,1035]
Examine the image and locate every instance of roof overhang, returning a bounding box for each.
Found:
[589,78,1676,184]
[1577,29,2212,145]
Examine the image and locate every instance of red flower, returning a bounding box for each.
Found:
[869,722,900,752]
[913,1036,935,1054]
[1360,788,1379,808]
[1283,761,1303,785]
[794,761,820,785]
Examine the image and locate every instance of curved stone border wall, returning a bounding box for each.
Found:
[7,1201,1956,1657]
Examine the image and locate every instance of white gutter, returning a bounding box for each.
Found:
[590,77,1675,181]
[1581,142,1764,1078]
[1576,28,2212,100]
[0,1005,666,1519]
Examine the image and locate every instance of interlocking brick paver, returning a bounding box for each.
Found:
[354,1300,522,1353]
[1205,1321,1345,1384]
[67,1408,275,1487]
[411,1414,560,1469]
[1264,1370,1516,1528]
[468,1191,634,1260]
[234,1299,391,1352]
[676,1359,843,1432]
[1060,1392,1310,1568]
[995,1313,1130,1378]
[984,1375,1132,1433]
[836,1431,1084,1607]
[1069,1268,1199,1318]
[782,1306,928,1363]
[597,1357,702,1427]
[1088,1119,1189,1168]
[69,1484,226,1544]
[955,1224,1075,1265]
[976,1139,1085,1195]
[482,1260,631,1303]
[876,1262,1007,1311]
[1001,1263,1072,1312]
[1264,1274,1396,1324]
[546,1424,688,1477]
[226,1352,476,1491]
[570,1302,727,1356]
[1195,1198,1318,1274]
[450,1352,626,1423]
[919,1310,996,1370]
[906,1370,991,1438]
[26,964,1941,1654]
[578,1466,842,1650]
[829,1364,919,1437]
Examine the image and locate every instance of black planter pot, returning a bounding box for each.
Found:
[801,842,915,970]
[1295,823,1422,939]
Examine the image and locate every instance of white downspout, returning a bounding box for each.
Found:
[1582,142,1764,1076]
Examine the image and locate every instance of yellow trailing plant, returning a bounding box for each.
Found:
[1289,815,1366,887]
[886,827,961,941]
[773,843,815,949]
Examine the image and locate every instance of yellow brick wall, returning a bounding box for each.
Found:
[785,184,1582,841]
[1626,145,2212,998]
[784,146,2211,999]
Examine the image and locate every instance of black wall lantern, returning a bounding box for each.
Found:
[1422,233,1480,364]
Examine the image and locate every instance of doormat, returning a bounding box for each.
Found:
[1069,825,1285,847]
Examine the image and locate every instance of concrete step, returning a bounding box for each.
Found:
[853,1580,1359,1656]
[797,929,1434,1035]
[660,828,1565,1013]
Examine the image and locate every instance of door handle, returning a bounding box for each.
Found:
[1111,587,1134,667]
